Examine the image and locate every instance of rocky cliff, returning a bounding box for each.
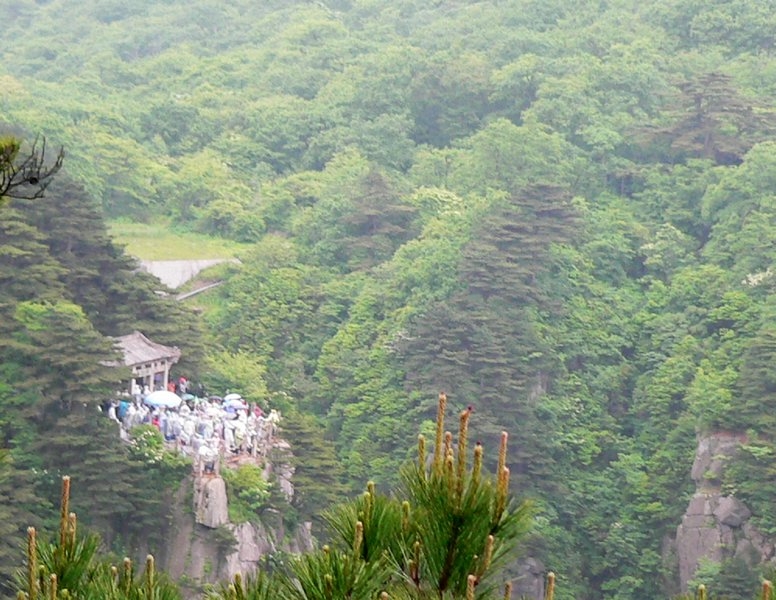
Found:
[674,432,772,591]
[159,446,314,597]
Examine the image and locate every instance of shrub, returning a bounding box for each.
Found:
[221,464,272,524]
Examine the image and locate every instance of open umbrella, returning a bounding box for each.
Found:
[225,397,248,410]
[224,393,243,402]
[143,390,182,409]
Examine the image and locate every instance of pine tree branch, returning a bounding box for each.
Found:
[0,136,64,201]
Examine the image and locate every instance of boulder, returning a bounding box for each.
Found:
[713,497,751,528]
[196,477,229,528]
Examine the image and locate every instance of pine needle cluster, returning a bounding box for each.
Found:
[317,392,533,600]
[15,476,181,600]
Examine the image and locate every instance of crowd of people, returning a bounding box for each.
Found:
[103,377,281,474]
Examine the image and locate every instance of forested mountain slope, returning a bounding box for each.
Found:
[4,0,776,598]
[0,167,209,594]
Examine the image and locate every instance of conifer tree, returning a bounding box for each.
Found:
[14,178,134,333]
[340,169,418,271]
[0,205,67,307]
[4,172,207,380]
[0,451,39,597]
[403,185,579,487]
[3,300,123,418]
[299,393,531,599]
[29,413,184,553]
[15,476,181,600]
[733,321,776,432]
[652,73,776,165]
[277,412,349,527]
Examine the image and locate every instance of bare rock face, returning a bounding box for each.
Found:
[290,520,315,554]
[713,496,751,528]
[512,557,546,600]
[161,439,316,599]
[222,521,276,579]
[196,477,229,528]
[234,522,271,562]
[674,432,772,592]
[690,434,743,492]
[268,439,296,501]
[676,494,730,588]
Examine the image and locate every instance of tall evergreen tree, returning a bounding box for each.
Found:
[340,169,418,271]
[16,178,135,332]
[0,450,39,597]
[653,73,776,165]
[2,300,123,419]
[402,185,580,488]
[732,302,776,432]
[0,205,66,307]
[277,412,349,528]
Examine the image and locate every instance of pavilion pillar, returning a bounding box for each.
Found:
[163,361,170,389]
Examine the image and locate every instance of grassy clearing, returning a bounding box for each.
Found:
[109,221,251,260]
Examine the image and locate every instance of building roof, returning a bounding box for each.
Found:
[114,331,181,366]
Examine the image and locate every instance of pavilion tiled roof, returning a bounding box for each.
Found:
[114,331,181,366]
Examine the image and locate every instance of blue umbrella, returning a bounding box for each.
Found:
[143,390,182,409]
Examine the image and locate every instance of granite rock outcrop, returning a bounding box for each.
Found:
[675,432,772,591]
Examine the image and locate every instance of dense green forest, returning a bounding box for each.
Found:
[4,0,776,598]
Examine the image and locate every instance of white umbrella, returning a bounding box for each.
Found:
[144,390,182,409]
[225,398,248,410]
[224,393,243,402]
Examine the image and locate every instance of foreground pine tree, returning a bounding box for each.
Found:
[15,476,181,600]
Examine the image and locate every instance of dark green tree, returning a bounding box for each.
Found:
[733,323,776,432]
[709,556,759,600]
[340,169,418,271]
[277,412,349,528]
[0,205,67,307]
[653,73,776,165]
[2,300,123,418]
[402,185,580,487]
[0,450,39,597]
[31,414,187,553]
